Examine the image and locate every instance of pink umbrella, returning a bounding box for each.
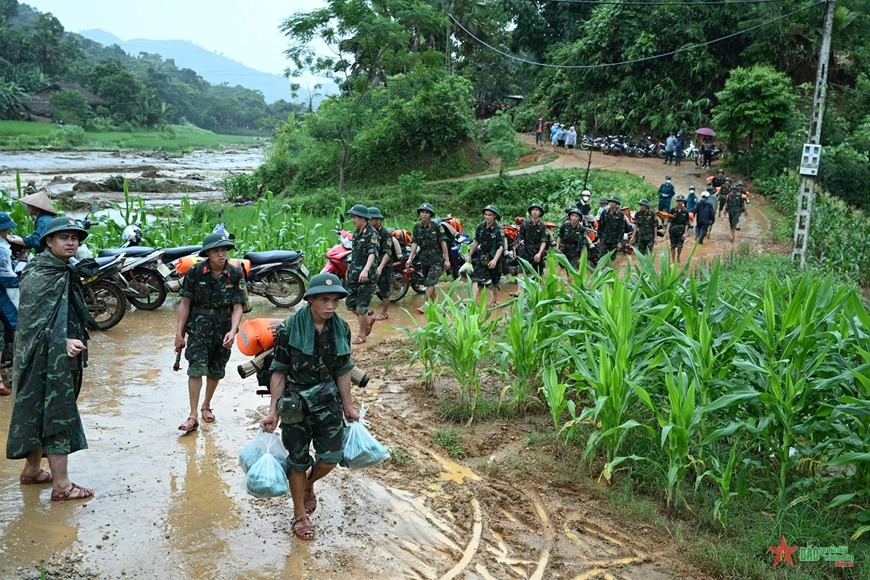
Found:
[696,127,716,137]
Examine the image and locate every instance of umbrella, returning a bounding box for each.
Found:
[696,127,716,137]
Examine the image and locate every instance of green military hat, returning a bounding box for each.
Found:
[417,203,435,216]
[609,196,621,204]
[0,211,16,231]
[347,204,370,219]
[367,206,384,219]
[566,205,581,216]
[482,204,501,219]
[303,272,348,299]
[599,197,609,205]
[199,232,235,256]
[40,216,88,245]
[638,199,651,208]
[528,201,545,216]
[675,194,687,202]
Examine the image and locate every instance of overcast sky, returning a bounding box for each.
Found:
[24,0,325,75]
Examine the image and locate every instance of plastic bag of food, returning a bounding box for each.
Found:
[239,430,288,473]
[341,406,389,470]
[244,433,290,498]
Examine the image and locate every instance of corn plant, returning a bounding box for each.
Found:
[497,300,541,412]
[402,300,445,391]
[541,366,569,433]
[695,441,753,531]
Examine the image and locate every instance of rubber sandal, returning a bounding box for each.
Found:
[0,384,10,396]
[304,491,317,515]
[352,336,367,345]
[292,515,315,541]
[372,313,389,321]
[178,416,199,432]
[201,407,216,423]
[51,483,94,502]
[416,307,425,315]
[19,469,53,485]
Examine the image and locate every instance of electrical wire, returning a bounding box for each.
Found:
[448,0,824,70]
[547,0,789,5]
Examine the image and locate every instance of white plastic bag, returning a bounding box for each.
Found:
[244,435,289,498]
[342,406,389,470]
[239,430,288,473]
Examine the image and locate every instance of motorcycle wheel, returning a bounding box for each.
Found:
[263,268,305,308]
[657,148,666,159]
[689,150,699,161]
[126,267,167,310]
[389,272,409,302]
[579,140,592,151]
[410,273,426,295]
[85,280,127,330]
[634,147,645,158]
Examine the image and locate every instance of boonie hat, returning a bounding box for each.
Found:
[482,204,501,219]
[367,206,384,219]
[347,204,370,219]
[40,216,88,246]
[199,232,235,256]
[19,191,58,216]
[675,195,687,202]
[0,211,16,231]
[638,199,651,208]
[609,196,621,204]
[304,272,348,299]
[417,203,435,216]
[599,197,609,205]
[528,202,545,216]
[566,206,581,216]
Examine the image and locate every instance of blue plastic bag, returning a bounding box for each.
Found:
[342,406,389,470]
[239,430,288,473]
[245,434,289,498]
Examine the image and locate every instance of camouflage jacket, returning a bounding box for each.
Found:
[517,219,548,257]
[599,210,628,245]
[473,221,504,261]
[557,222,585,255]
[670,207,691,230]
[270,309,354,388]
[726,191,745,214]
[373,225,397,264]
[634,209,658,242]
[350,223,380,281]
[181,261,244,311]
[412,221,447,257]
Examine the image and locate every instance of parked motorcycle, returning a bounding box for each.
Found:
[322,229,417,302]
[79,254,129,331]
[97,225,168,310]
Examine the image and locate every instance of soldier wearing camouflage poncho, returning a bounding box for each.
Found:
[6,217,99,501]
[260,273,360,542]
[175,232,245,432]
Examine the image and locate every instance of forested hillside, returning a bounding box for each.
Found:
[0,0,304,132]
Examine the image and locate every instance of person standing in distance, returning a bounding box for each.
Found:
[345,204,379,344]
[630,199,657,256]
[466,205,505,308]
[175,233,245,432]
[405,204,450,315]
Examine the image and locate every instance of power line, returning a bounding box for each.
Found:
[448,0,824,70]
[547,0,784,5]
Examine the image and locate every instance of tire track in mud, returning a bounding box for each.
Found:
[352,344,701,579]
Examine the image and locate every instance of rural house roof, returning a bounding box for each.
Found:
[35,83,106,106]
[19,99,52,116]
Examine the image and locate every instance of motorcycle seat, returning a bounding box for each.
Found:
[99,247,154,258]
[95,256,120,267]
[162,245,202,262]
[243,250,303,265]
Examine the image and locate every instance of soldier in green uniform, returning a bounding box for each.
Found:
[725,187,746,242]
[260,273,360,542]
[509,201,549,298]
[405,203,450,314]
[6,217,98,501]
[668,195,691,264]
[630,199,657,256]
[466,204,505,307]
[368,207,397,322]
[345,204,379,344]
[711,169,726,189]
[717,178,731,218]
[556,206,585,270]
[599,196,629,259]
[175,232,245,432]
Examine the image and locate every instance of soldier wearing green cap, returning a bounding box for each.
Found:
[725,186,746,242]
[260,272,360,542]
[175,232,245,432]
[466,204,505,306]
[631,199,658,255]
[599,197,630,259]
[406,203,450,314]
[7,216,98,501]
[368,207,399,322]
[509,201,550,297]
[556,206,585,270]
[668,195,691,264]
[346,204,379,343]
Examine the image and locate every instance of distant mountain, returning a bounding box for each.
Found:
[79,29,333,105]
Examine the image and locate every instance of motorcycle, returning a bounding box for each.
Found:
[97,225,169,311]
[80,254,129,330]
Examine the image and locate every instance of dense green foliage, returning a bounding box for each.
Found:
[0,1,305,132]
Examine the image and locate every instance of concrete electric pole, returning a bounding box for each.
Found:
[792,0,837,268]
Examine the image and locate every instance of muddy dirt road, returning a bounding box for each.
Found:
[0,146,768,579]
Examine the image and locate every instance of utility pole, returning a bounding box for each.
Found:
[792,0,836,268]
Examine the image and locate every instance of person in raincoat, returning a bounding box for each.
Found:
[7,191,58,252]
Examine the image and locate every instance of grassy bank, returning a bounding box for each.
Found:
[0,121,259,152]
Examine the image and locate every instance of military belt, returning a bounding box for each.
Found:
[191,306,231,316]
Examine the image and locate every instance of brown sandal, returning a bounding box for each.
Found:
[51,483,94,502]
[292,515,315,541]
[201,407,216,423]
[304,490,317,515]
[352,336,367,345]
[372,313,389,321]
[20,469,53,485]
[0,384,10,396]
[178,416,199,432]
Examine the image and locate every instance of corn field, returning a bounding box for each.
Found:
[410,252,870,541]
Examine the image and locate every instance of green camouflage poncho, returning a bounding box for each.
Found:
[6,252,97,460]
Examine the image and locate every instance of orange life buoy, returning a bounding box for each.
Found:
[236,318,283,356]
